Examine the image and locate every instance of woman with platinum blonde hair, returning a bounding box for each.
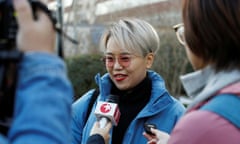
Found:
[71,18,185,144]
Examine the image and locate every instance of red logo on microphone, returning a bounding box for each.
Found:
[100,103,111,113]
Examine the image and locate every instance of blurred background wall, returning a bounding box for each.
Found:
[47,0,192,105]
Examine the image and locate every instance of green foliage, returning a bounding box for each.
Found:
[65,55,106,100]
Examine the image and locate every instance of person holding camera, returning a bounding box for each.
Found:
[0,0,73,143]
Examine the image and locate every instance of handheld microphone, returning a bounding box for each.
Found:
[94,95,121,128]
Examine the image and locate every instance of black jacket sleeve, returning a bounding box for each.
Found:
[87,134,105,144]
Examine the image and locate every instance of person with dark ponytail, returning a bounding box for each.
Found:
[144,0,240,143]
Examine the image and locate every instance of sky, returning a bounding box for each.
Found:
[48,0,167,16]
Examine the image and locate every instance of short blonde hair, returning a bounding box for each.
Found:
[100,18,160,56]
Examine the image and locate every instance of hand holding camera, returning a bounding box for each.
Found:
[13,0,56,54]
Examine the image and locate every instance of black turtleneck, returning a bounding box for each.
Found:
[110,74,152,144]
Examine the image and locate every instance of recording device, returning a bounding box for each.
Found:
[0,0,78,135]
[0,0,78,56]
[0,0,58,49]
[94,95,121,128]
[144,123,157,136]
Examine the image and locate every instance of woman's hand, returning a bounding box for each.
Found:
[90,121,112,144]
[143,128,170,144]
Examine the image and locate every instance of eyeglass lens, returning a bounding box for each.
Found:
[176,26,185,45]
[103,55,132,67]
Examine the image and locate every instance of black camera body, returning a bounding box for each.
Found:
[0,0,53,51]
[0,0,18,51]
[0,0,57,135]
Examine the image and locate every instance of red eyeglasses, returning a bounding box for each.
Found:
[102,54,138,68]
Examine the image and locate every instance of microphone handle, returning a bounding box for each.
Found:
[99,117,108,128]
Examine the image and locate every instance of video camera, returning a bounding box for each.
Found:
[0,0,59,50]
[0,0,60,135]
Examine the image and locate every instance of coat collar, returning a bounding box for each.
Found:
[94,71,173,117]
[180,66,240,110]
